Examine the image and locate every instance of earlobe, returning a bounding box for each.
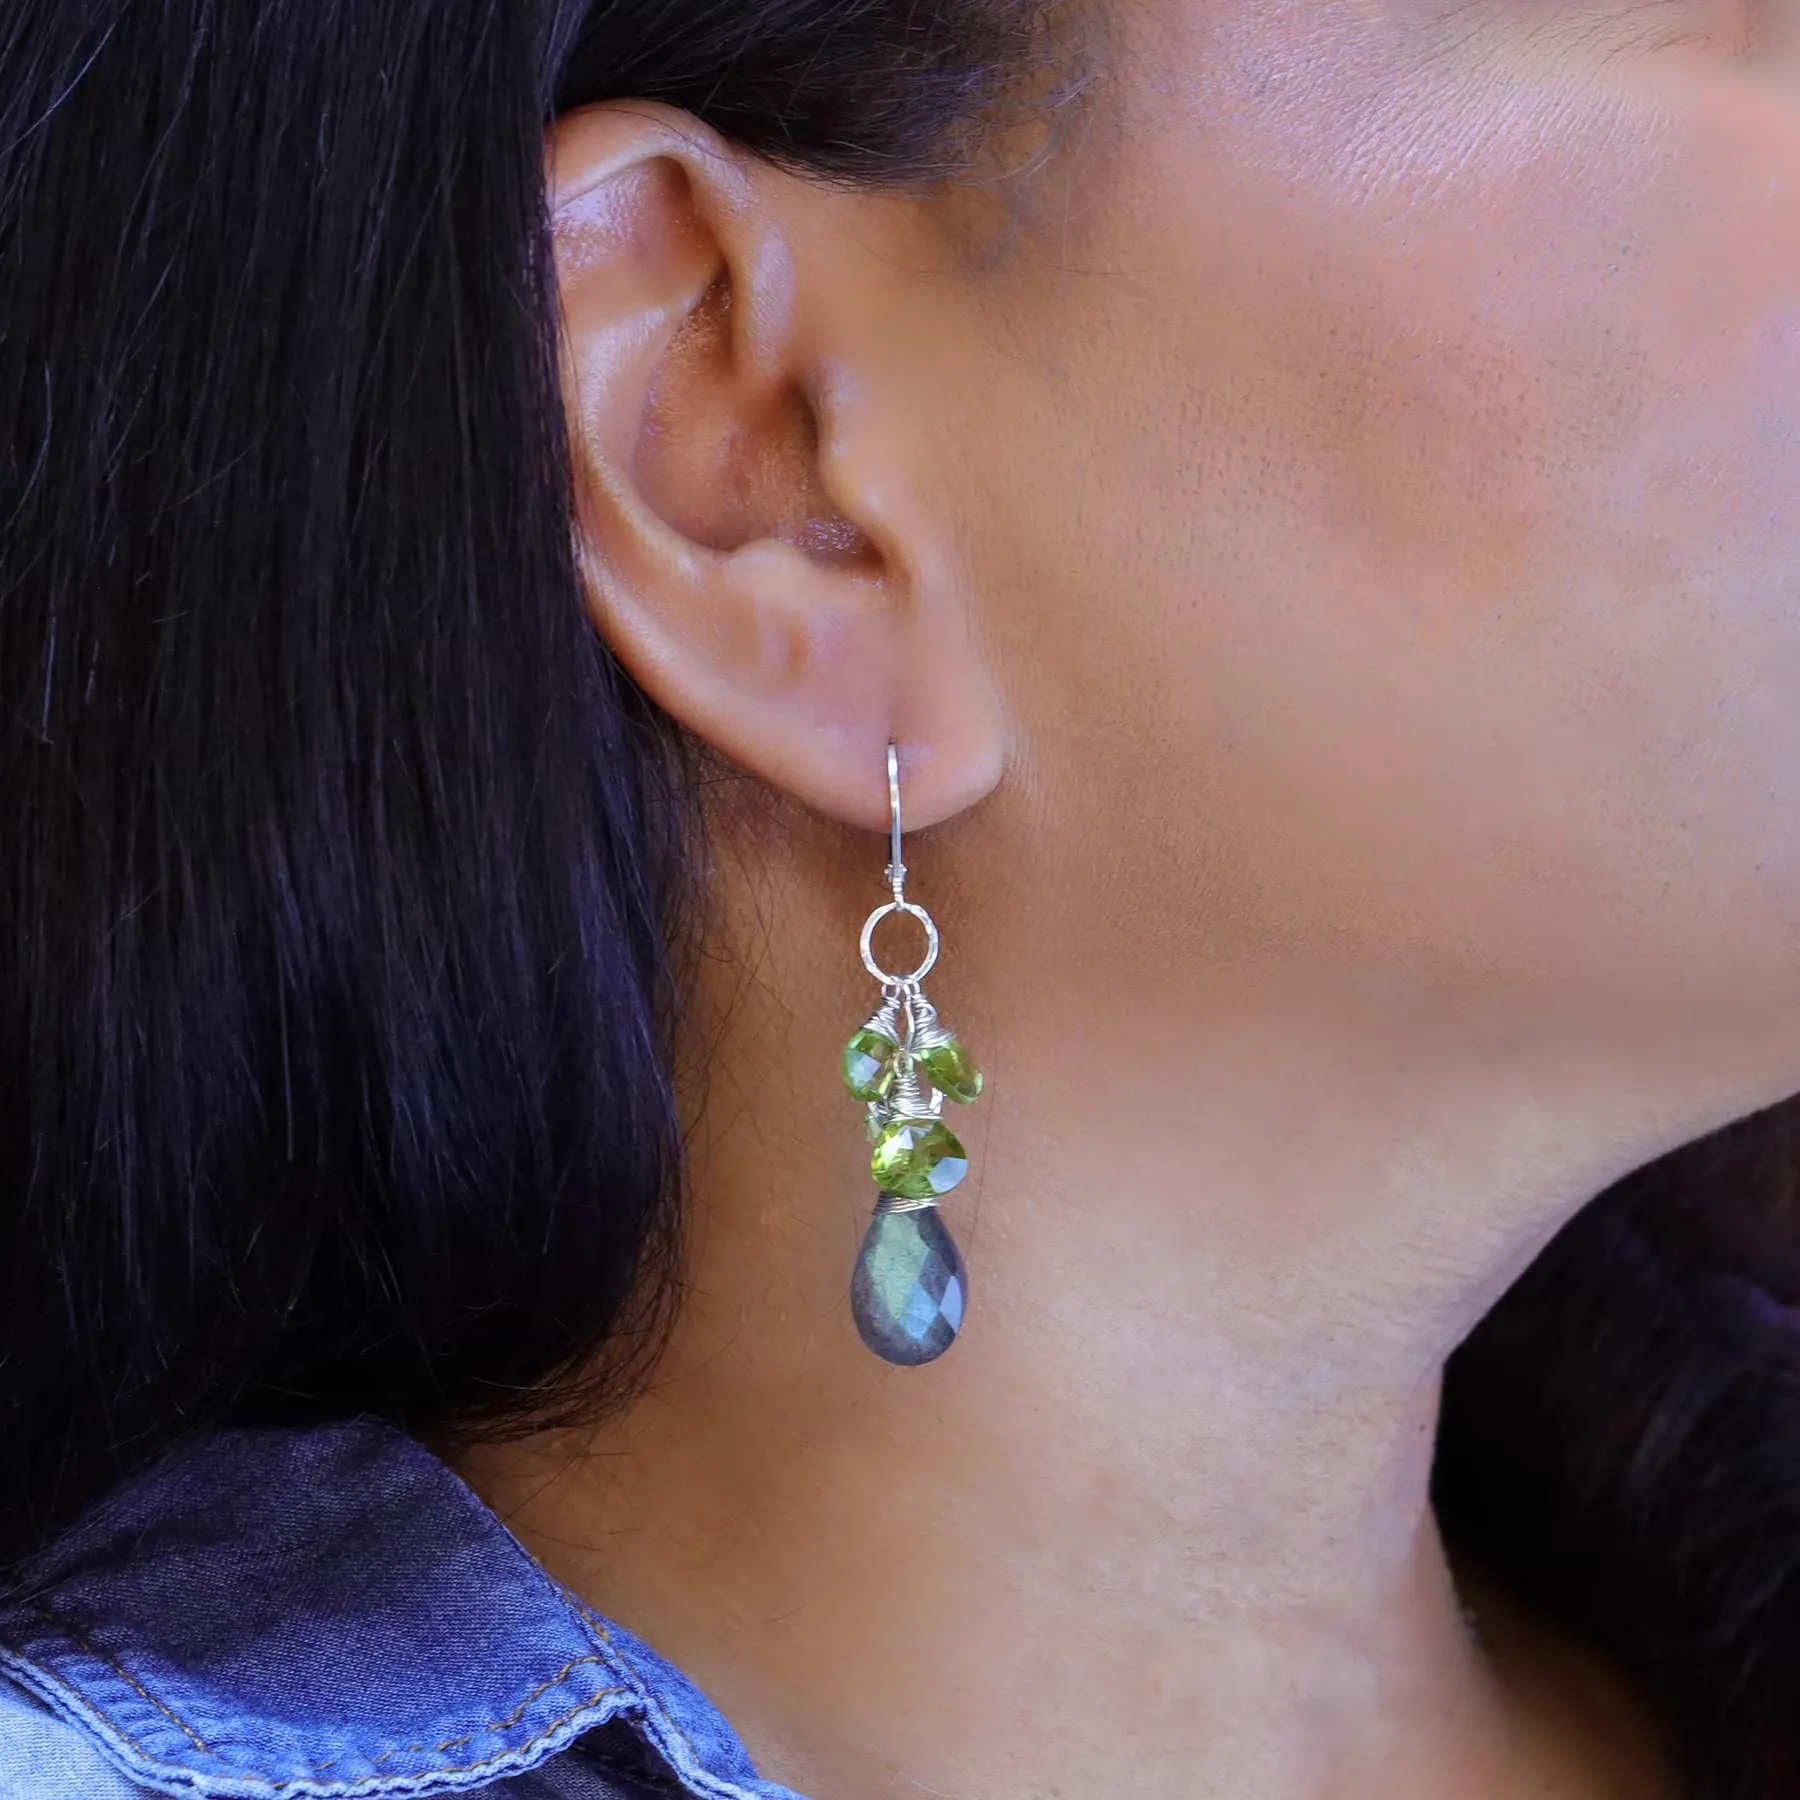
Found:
[548,102,1004,835]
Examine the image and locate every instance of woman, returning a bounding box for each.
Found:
[3,0,1797,1794]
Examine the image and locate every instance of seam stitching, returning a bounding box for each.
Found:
[0,1649,158,1765]
[31,1603,209,1755]
[479,1654,611,1740]
[3,1650,633,1795]
[564,1600,764,1800]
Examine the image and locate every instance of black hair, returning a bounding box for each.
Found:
[0,0,1038,1560]
[1438,1101,1800,1800]
[1,6,1797,1799]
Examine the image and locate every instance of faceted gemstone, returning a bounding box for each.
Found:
[919,1035,984,1104]
[842,1026,899,1103]
[851,1205,967,1366]
[870,1117,968,1201]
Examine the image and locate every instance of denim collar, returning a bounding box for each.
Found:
[0,1420,800,1800]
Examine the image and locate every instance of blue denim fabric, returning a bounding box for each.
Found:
[0,1421,806,1800]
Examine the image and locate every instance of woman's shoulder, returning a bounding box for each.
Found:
[0,1419,801,1800]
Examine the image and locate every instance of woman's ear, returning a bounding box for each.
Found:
[547,102,1003,833]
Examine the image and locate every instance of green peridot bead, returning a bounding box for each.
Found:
[843,1026,899,1103]
[871,1117,968,1201]
[919,1036,983,1105]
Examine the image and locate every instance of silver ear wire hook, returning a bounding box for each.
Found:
[886,741,906,904]
[861,743,938,985]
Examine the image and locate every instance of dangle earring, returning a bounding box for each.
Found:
[840,743,985,1366]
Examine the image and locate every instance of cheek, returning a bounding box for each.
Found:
[1299,69,1800,620]
[1303,64,1800,843]
[989,18,1800,1012]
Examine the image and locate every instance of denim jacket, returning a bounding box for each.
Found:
[0,1421,805,1799]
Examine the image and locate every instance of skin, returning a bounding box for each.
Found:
[464,2,1800,1794]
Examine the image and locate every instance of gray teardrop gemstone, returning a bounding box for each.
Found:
[851,1205,967,1367]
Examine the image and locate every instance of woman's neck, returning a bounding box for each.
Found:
[471,1372,1502,1798]
[462,853,1703,1799]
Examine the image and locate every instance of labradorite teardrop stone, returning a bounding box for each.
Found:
[842,1026,899,1103]
[919,1036,984,1104]
[870,1117,968,1200]
[851,1206,967,1366]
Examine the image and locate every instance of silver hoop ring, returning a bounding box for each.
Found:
[860,900,940,986]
